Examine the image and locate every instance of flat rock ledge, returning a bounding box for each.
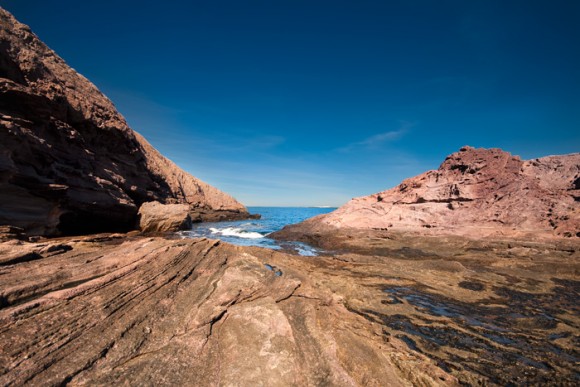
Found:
[1,231,579,385]
[0,235,452,386]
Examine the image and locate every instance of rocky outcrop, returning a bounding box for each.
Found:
[0,8,250,236]
[0,225,25,242]
[137,201,192,232]
[280,146,579,240]
[0,235,456,386]
[1,232,578,385]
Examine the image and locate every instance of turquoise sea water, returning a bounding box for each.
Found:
[179,206,336,256]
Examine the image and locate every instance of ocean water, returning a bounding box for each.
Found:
[179,206,336,256]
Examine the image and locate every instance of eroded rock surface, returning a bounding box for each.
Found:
[0,235,454,386]
[279,229,580,385]
[0,8,250,236]
[280,146,579,240]
[1,232,578,385]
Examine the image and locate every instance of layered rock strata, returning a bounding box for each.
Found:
[0,235,455,386]
[277,146,579,241]
[0,8,250,236]
[1,232,578,385]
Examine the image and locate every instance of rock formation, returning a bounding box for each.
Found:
[0,235,457,386]
[1,7,578,386]
[137,201,192,233]
[0,7,250,237]
[278,146,579,240]
[1,231,578,385]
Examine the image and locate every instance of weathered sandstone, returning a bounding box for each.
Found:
[0,235,456,386]
[1,7,578,387]
[137,201,192,233]
[276,146,579,241]
[0,8,250,237]
[1,232,578,385]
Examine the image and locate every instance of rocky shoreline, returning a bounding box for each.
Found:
[274,226,580,385]
[1,6,579,386]
[0,233,453,386]
[0,8,254,238]
[1,230,578,385]
[291,146,579,240]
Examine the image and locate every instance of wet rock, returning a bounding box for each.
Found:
[458,280,485,291]
[264,263,283,276]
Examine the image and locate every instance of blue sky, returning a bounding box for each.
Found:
[2,0,579,206]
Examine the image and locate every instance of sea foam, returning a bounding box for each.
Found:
[209,227,264,239]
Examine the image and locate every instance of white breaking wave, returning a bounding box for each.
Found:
[209,227,264,239]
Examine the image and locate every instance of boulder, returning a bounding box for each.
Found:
[138,201,192,233]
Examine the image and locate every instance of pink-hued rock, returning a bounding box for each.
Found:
[0,8,249,236]
[137,201,192,232]
[1,230,578,385]
[0,235,456,386]
[311,146,580,239]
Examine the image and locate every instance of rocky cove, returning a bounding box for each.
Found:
[1,226,578,385]
[1,6,579,386]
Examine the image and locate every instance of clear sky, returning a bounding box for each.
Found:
[2,1,579,206]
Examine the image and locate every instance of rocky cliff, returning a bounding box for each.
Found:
[0,8,250,236]
[279,146,580,240]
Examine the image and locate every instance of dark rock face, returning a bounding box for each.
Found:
[0,8,249,236]
[289,146,579,239]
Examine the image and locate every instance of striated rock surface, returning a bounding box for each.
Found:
[137,201,192,233]
[1,232,578,385]
[0,235,455,386]
[279,146,579,240]
[0,8,250,236]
